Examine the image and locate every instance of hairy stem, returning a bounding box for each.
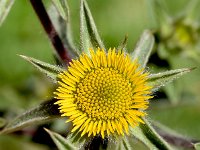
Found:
[30,0,71,65]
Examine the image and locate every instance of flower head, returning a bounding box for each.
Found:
[54,48,153,138]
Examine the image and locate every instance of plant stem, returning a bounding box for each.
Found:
[30,0,71,65]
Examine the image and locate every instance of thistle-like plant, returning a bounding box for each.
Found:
[0,0,197,149]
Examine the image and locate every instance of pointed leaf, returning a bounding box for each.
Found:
[139,118,172,150]
[148,68,194,91]
[50,0,79,57]
[80,0,105,53]
[163,83,180,105]
[45,128,77,150]
[130,126,157,149]
[0,0,15,26]
[131,30,155,68]
[130,119,172,150]
[0,99,60,134]
[80,0,92,54]
[122,136,132,150]
[30,0,71,65]
[51,0,68,21]
[20,55,65,82]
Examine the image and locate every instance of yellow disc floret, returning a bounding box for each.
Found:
[54,48,153,138]
[76,67,133,120]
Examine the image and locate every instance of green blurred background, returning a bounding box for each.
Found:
[0,0,200,149]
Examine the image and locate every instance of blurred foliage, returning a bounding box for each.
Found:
[147,0,200,104]
[0,0,200,149]
[0,134,48,150]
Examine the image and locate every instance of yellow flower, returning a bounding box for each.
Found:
[54,48,153,139]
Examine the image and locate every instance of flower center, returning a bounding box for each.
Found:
[75,67,133,121]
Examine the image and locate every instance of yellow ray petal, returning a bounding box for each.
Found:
[92,121,98,136]
[97,120,102,134]
[87,121,94,137]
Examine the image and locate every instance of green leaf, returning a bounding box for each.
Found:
[163,83,180,105]
[45,128,77,150]
[51,0,68,21]
[148,68,194,91]
[194,143,200,150]
[50,0,79,57]
[150,102,200,140]
[130,126,157,149]
[80,0,105,54]
[0,0,15,26]
[140,119,172,150]
[0,99,60,134]
[20,55,65,82]
[122,136,132,150]
[130,118,172,150]
[131,30,155,68]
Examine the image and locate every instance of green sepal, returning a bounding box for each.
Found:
[20,55,65,82]
[45,128,78,150]
[0,99,60,134]
[148,67,195,91]
[80,0,105,54]
[0,0,15,26]
[131,30,155,68]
